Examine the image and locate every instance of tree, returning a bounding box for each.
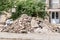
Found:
[10,0,47,20]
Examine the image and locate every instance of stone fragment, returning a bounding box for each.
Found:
[0,14,56,34]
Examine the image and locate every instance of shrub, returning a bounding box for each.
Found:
[0,0,14,11]
[10,0,47,20]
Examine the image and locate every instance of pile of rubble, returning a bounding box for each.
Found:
[1,14,60,33]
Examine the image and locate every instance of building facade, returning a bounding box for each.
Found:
[46,0,60,24]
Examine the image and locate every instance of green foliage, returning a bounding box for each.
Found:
[10,12,21,20]
[0,11,2,15]
[0,0,16,11]
[10,0,47,20]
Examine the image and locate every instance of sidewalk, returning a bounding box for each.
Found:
[0,32,60,40]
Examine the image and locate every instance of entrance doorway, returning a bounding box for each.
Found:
[50,12,59,24]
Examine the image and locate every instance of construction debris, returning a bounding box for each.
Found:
[1,14,60,33]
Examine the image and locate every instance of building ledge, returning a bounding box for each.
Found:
[47,9,60,12]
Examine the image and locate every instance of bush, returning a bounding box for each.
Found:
[0,0,15,11]
[10,0,47,20]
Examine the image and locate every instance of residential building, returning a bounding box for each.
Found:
[46,0,60,24]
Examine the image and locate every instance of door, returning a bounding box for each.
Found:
[51,12,59,24]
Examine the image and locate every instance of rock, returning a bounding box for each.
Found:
[1,14,32,33]
[41,27,51,33]
[34,28,41,33]
[33,26,52,33]
[52,27,60,33]
[8,28,15,33]
[0,28,3,32]
[0,14,57,34]
[31,17,39,28]
[19,30,28,33]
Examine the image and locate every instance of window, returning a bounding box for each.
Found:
[52,12,59,19]
[51,0,59,8]
[52,12,55,19]
[56,12,59,19]
[52,0,59,3]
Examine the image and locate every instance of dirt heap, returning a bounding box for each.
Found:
[1,14,60,33]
